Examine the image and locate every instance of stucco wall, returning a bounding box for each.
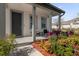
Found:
[5,3,52,36]
[23,12,31,36]
[0,3,6,38]
[5,8,32,36]
[37,15,41,32]
[6,8,11,35]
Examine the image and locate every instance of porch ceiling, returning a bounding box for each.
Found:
[35,3,65,16]
[36,3,65,14]
[7,3,65,17]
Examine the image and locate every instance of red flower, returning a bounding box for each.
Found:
[47,32,53,36]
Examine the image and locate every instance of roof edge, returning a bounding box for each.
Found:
[35,3,65,14]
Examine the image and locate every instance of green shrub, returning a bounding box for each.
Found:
[49,41,56,54]
[55,43,74,56]
[74,38,79,45]
[65,46,73,52]
[48,35,57,54]
[47,33,79,56]
[64,51,73,56]
[64,46,74,56]
[56,45,65,56]
[0,34,16,56]
[48,34,57,43]
[40,40,45,48]
[48,35,75,56]
[59,32,68,39]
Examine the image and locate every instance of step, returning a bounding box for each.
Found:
[14,42,33,47]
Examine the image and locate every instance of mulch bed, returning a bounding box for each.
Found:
[32,40,56,56]
[32,40,79,56]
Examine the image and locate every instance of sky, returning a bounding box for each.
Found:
[52,3,79,21]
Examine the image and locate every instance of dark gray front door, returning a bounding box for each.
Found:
[12,11,22,37]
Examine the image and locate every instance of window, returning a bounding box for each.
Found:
[41,17,47,29]
[30,15,32,29]
[29,15,38,29]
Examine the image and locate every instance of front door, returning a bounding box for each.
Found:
[12,11,22,37]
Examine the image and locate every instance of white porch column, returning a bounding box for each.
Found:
[49,13,52,32]
[32,4,36,42]
[58,14,61,30]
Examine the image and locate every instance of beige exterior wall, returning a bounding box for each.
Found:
[5,3,52,36]
[6,8,11,35]
[23,12,31,36]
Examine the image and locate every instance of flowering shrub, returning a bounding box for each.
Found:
[46,34,79,56]
[37,29,79,56]
[67,30,74,36]
[47,32,53,36]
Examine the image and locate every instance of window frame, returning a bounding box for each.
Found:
[41,16,47,29]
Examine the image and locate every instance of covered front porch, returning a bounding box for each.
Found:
[6,3,65,48]
[29,3,65,42]
[5,3,65,42]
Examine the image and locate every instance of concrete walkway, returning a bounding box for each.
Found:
[12,36,47,56]
[16,45,43,56]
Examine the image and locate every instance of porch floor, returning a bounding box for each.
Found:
[14,36,47,44]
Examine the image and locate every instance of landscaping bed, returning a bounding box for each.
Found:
[32,40,56,56]
[32,31,79,56]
